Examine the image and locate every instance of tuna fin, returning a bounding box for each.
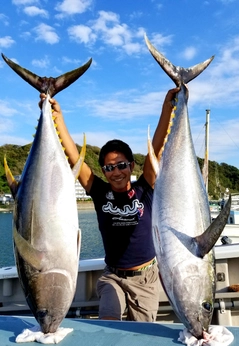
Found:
[13,228,45,271]
[144,34,214,86]
[4,155,18,198]
[1,53,92,97]
[72,133,86,180]
[194,195,231,257]
[147,126,159,176]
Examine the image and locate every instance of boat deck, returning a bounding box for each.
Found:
[0,315,238,345]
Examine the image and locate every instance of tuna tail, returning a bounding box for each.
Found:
[144,34,214,86]
[1,53,92,97]
[195,195,232,257]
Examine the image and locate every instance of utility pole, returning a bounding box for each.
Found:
[204,109,210,193]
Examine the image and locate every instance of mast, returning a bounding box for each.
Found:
[204,109,210,193]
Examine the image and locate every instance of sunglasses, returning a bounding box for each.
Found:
[102,161,131,172]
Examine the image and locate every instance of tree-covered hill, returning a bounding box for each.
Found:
[0,143,238,200]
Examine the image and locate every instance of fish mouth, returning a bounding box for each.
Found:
[36,309,63,334]
[184,301,213,339]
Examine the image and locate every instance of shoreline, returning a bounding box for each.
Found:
[0,201,95,212]
[77,201,95,210]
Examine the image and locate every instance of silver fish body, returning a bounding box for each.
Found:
[152,84,214,337]
[145,35,231,339]
[3,56,90,333]
[14,96,81,333]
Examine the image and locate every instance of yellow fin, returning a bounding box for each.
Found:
[72,133,86,180]
[147,97,177,173]
[4,156,18,198]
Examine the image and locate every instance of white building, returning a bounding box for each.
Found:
[75,180,90,200]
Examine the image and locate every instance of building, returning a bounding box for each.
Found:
[75,180,91,200]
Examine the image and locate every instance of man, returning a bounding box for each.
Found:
[39,87,179,321]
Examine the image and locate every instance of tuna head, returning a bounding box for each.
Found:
[25,270,76,334]
[13,220,81,334]
[167,256,215,339]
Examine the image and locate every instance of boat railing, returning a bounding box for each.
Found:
[1,245,239,325]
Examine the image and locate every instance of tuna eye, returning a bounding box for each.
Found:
[37,309,48,319]
[202,302,212,311]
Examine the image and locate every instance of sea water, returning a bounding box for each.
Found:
[0,209,104,268]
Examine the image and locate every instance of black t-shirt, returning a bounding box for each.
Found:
[89,174,156,268]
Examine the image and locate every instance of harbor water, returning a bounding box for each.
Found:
[0,209,104,268]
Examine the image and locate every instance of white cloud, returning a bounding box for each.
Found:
[23,6,48,18]
[129,11,143,21]
[12,0,39,5]
[0,101,18,117]
[145,32,173,49]
[20,31,32,40]
[68,25,96,44]
[33,24,60,44]
[89,11,172,55]
[55,0,92,17]
[123,42,142,55]
[182,46,197,60]
[0,13,9,26]
[62,56,82,64]
[186,35,239,108]
[0,134,30,145]
[66,10,172,56]
[92,10,120,31]
[32,56,50,68]
[81,90,164,120]
[0,36,15,48]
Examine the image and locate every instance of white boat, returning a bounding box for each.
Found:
[0,241,239,327]
[211,207,239,245]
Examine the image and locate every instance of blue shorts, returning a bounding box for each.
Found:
[96,260,160,321]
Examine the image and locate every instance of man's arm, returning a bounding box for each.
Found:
[39,94,94,193]
[143,87,180,188]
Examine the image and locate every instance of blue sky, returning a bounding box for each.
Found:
[1,0,239,169]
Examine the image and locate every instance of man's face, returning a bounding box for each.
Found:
[102,151,134,192]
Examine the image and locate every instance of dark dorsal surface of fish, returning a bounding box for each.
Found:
[145,35,231,339]
[3,56,89,333]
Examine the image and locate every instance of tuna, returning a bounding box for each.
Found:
[2,55,91,334]
[145,35,231,339]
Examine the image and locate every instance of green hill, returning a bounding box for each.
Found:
[0,143,238,200]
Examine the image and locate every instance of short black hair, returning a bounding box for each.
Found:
[99,139,134,167]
